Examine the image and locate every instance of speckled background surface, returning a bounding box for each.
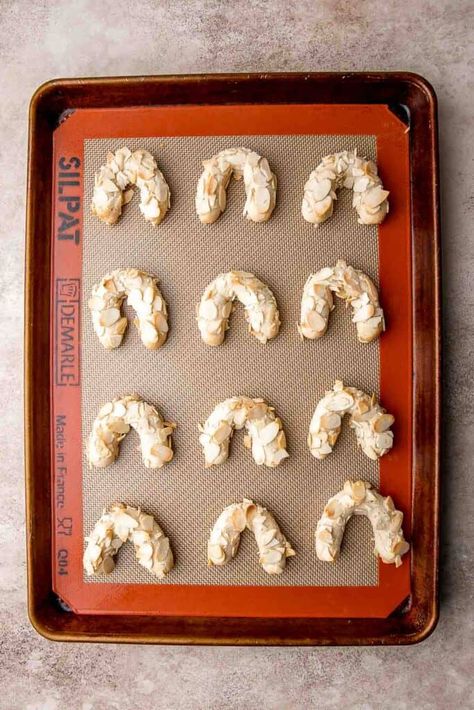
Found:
[1,1,473,708]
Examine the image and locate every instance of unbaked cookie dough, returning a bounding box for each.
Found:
[298,260,384,343]
[315,480,409,567]
[199,396,289,468]
[308,380,394,461]
[197,270,280,345]
[83,503,174,578]
[88,395,175,469]
[91,147,170,226]
[195,148,277,223]
[89,268,169,351]
[302,149,389,226]
[207,499,295,574]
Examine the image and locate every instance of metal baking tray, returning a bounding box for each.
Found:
[25,72,440,644]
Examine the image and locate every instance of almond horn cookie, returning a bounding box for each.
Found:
[302,149,389,226]
[83,503,174,578]
[91,146,170,226]
[207,499,295,574]
[89,268,169,350]
[298,260,384,343]
[199,396,289,468]
[195,148,277,223]
[315,481,409,567]
[308,380,394,461]
[197,271,280,345]
[88,395,175,469]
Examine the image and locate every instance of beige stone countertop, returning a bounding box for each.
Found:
[1,1,472,708]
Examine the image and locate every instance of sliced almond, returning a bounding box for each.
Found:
[352,303,375,322]
[364,186,390,208]
[100,308,121,327]
[200,299,219,320]
[374,413,395,433]
[151,444,174,463]
[311,178,332,201]
[208,544,225,564]
[258,421,280,445]
[306,309,327,333]
[204,440,221,464]
[320,412,341,430]
[213,422,232,444]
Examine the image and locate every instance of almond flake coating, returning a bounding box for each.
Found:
[83,502,174,578]
[315,481,409,567]
[91,147,170,226]
[195,148,277,223]
[199,396,289,468]
[88,395,175,469]
[302,149,389,226]
[197,271,280,345]
[208,499,295,574]
[88,268,169,350]
[298,260,385,343]
[308,380,394,461]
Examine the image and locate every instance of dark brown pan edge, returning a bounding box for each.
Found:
[24,72,440,645]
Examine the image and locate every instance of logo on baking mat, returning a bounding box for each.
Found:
[58,280,79,300]
[56,156,81,245]
[55,278,80,386]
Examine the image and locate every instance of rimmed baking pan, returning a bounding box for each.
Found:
[25,72,440,644]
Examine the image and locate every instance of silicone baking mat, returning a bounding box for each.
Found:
[50,104,412,617]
